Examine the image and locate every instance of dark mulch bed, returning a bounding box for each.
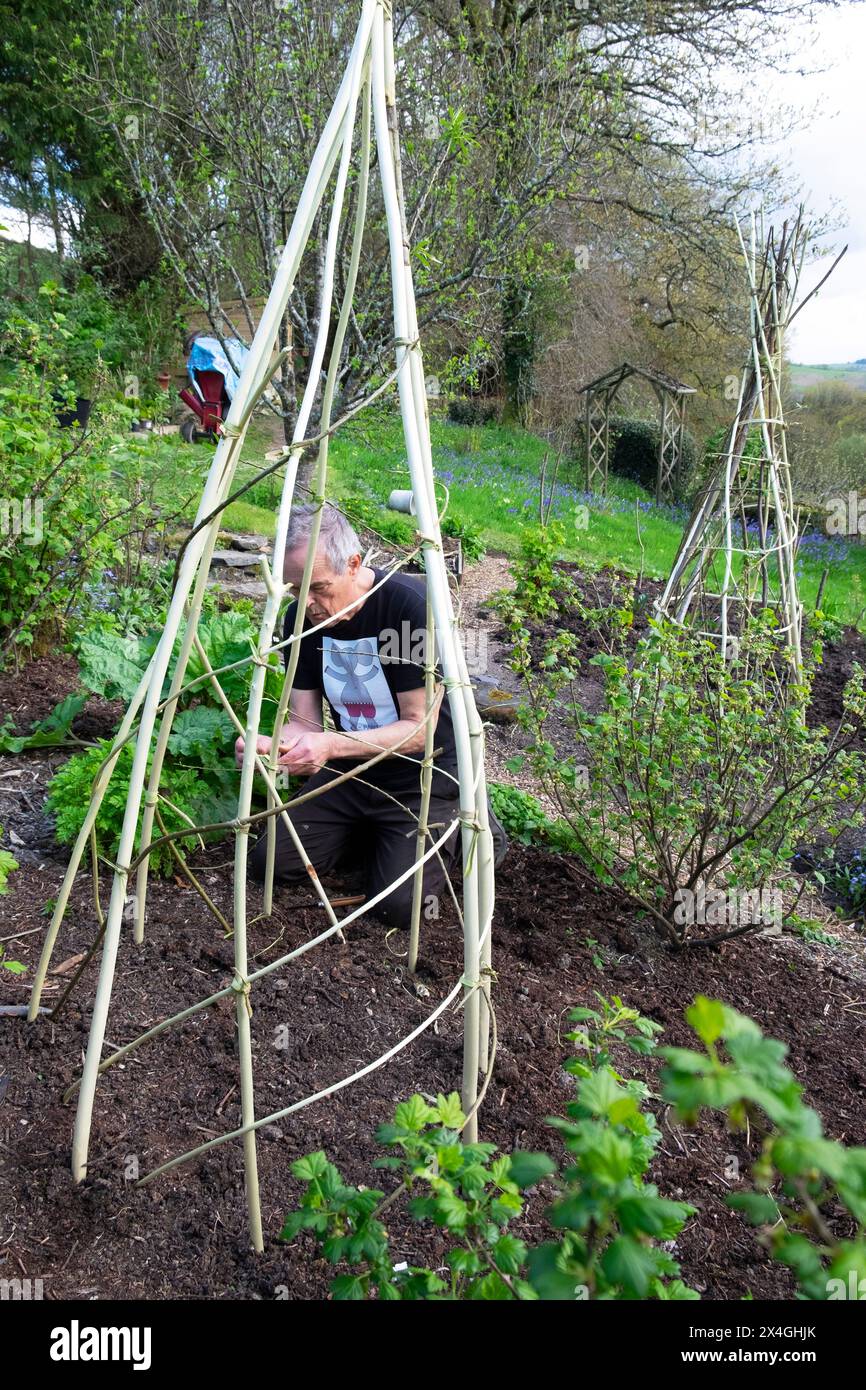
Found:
[0,653,124,743]
[0,654,125,872]
[2,826,865,1302]
[504,563,866,735]
[1,639,865,1303]
[810,625,866,731]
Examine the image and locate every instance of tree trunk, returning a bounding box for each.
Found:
[501,270,535,426]
[45,155,65,263]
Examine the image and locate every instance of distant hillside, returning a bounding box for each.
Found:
[790,361,866,395]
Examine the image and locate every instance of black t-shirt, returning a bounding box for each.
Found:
[282,567,459,799]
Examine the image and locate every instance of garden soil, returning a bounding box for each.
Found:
[1,629,865,1302]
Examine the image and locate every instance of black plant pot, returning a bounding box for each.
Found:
[54,395,92,430]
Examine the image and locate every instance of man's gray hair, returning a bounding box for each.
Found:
[283,501,361,574]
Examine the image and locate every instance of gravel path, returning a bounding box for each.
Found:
[457,552,561,816]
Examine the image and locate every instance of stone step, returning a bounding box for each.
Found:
[470,673,521,723]
[210,549,267,570]
[210,577,269,603]
[217,531,271,553]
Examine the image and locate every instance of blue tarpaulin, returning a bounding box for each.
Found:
[186,336,250,400]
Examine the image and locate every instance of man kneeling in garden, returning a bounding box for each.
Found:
[238,502,507,927]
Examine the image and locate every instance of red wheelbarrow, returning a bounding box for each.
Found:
[179,368,230,443]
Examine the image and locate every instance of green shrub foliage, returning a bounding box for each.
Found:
[609,415,697,497]
[282,995,866,1300]
[504,569,866,944]
[44,609,287,875]
[281,996,696,1300]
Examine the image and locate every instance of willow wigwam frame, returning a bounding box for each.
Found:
[655,210,844,679]
[26,0,496,1253]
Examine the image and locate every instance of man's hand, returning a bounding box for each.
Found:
[235,734,277,768]
[235,731,332,776]
[275,731,332,774]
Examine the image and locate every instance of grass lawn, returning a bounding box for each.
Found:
[166,405,866,632]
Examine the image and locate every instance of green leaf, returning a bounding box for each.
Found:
[432,1189,470,1231]
[568,1006,600,1024]
[617,1195,692,1239]
[394,1094,437,1133]
[435,1091,465,1130]
[527,1243,586,1300]
[654,1277,700,1301]
[727,1192,781,1225]
[601,1235,660,1298]
[167,706,236,760]
[291,1150,330,1182]
[0,692,87,752]
[448,1248,482,1276]
[75,629,152,702]
[686,996,726,1046]
[460,1163,490,1200]
[331,1274,367,1300]
[374,1123,402,1146]
[492,1234,527,1275]
[469,1271,513,1300]
[658,1046,708,1074]
[322,1234,349,1264]
[0,846,20,893]
[507,1151,557,1188]
[279,1212,306,1241]
[432,1143,463,1174]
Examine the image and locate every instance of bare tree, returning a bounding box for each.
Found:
[58,0,839,442]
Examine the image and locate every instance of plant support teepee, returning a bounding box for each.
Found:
[655,210,840,679]
[26,0,496,1253]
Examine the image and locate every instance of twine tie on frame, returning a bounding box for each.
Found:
[459,810,484,873]
[231,974,253,1018]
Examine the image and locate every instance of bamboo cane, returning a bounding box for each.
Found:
[124,689,450,879]
[26,650,159,1019]
[133,494,231,945]
[657,208,809,685]
[61,2,495,1241]
[137,974,467,1187]
[132,350,292,944]
[64,791,468,1101]
[191,630,345,933]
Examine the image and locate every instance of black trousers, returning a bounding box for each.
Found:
[249,766,506,928]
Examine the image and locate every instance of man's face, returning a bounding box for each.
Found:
[283,544,363,627]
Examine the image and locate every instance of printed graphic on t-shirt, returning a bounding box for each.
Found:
[322,634,398,731]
